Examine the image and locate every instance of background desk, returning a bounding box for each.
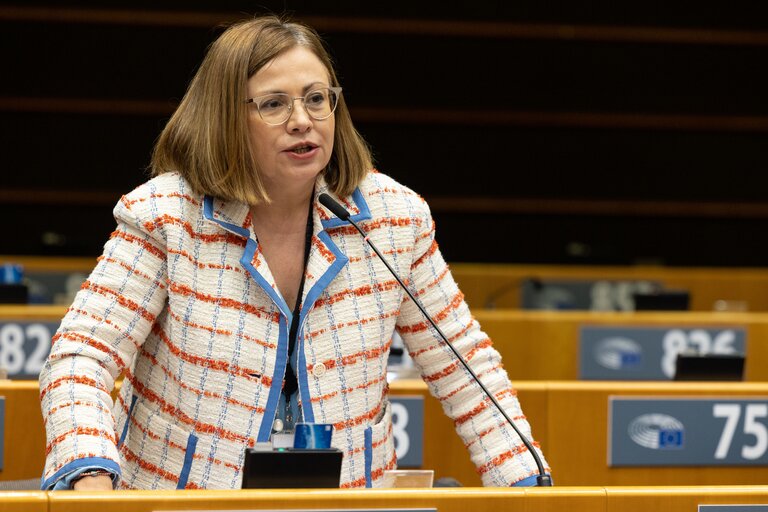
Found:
[7,255,768,311]
[452,263,768,311]
[6,380,768,488]
[3,306,768,381]
[391,380,768,487]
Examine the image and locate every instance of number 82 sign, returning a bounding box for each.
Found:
[0,321,58,379]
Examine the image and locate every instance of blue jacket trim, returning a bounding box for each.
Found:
[117,394,138,448]
[256,316,289,442]
[296,230,349,423]
[511,474,551,487]
[41,456,121,490]
[177,432,198,489]
[364,426,373,488]
[319,187,371,230]
[202,195,250,238]
[241,237,292,318]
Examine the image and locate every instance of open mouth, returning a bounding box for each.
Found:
[288,144,317,154]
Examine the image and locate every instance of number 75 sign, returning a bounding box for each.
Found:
[610,397,768,466]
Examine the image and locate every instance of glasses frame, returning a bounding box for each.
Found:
[245,86,343,126]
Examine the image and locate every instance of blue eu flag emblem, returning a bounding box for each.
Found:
[658,429,684,449]
[620,352,642,367]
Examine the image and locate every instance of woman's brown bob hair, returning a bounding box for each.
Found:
[150,15,372,204]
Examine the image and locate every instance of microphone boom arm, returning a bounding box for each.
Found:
[339,211,552,487]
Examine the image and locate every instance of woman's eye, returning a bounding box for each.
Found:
[260,97,287,111]
[306,92,327,106]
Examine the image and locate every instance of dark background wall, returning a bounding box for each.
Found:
[3,1,768,266]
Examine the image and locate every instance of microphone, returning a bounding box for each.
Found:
[318,193,552,487]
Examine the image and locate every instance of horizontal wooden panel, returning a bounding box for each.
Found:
[430,212,768,265]
[4,188,768,220]
[357,123,768,201]
[3,23,768,115]
[7,98,768,132]
[5,0,768,29]
[3,111,767,201]
[4,4,768,37]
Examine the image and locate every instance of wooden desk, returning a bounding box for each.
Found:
[46,487,599,512]
[0,491,47,512]
[393,380,768,487]
[451,262,768,311]
[547,381,768,486]
[41,486,768,512]
[0,256,95,274]
[7,379,768,488]
[389,380,547,487]
[0,381,45,482]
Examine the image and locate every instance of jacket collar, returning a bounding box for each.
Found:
[202,195,252,239]
[202,174,372,318]
[202,174,372,237]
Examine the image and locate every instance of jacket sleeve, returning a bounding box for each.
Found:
[394,197,550,487]
[40,190,170,490]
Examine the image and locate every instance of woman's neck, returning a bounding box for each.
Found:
[250,180,314,234]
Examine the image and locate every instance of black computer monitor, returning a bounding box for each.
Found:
[673,353,745,381]
[633,290,690,311]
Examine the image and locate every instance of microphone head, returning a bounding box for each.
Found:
[318,193,351,221]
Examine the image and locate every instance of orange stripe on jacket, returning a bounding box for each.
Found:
[110,229,166,260]
[166,307,275,350]
[120,444,201,488]
[46,426,118,456]
[313,279,400,309]
[125,368,251,445]
[143,214,246,246]
[397,291,465,334]
[136,344,267,414]
[421,338,493,383]
[168,281,280,322]
[81,280,158,324]
[40,374,110,401]
[150,323,272,386]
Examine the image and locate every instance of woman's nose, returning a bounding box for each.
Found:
[286,99,313,132]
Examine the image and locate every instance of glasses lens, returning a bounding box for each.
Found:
[256,94,291,124]
[305,88,339,120]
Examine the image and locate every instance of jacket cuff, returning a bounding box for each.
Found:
[42,457,121,490]
[510,473,553,487]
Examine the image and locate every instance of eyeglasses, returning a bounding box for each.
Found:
[246,86,342,125]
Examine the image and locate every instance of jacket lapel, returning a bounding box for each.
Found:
[299,177,372,316]
[201,175,373,321]
[202,195,290,318]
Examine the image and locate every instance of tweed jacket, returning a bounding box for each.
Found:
[40,171,549,490]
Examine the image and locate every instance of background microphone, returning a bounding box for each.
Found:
[318,193,552,487]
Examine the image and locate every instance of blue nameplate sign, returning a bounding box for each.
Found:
[699,507,768,511]
[610,397,768,466]
[0,321,58,379]
[390,396,424,468]
[581,326,746,380]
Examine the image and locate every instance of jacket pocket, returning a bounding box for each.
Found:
[364,399,394,488]
[117,394,138,448]
[119,397,199,490]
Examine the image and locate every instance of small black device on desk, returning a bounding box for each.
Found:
[241,447,343,489]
